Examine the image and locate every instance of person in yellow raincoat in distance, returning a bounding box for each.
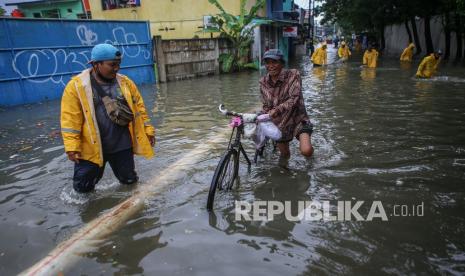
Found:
[338,41,351,62]
[416,50,442,78]
[311,42,327,66]
[362,43,379,68]
[400,43,415,62]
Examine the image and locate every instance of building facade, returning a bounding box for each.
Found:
[5,0,90,19]
[88,0,264,39]
[252,0,301,67]
[87,0,301,67]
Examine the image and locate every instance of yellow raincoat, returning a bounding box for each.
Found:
[338,45,351,59]
[416,54,440,78]
[311,46,327,66]
[363,49,379,68]
[400,43,415,62]
[61,68,155,167]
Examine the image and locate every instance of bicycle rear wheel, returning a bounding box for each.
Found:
[207,149,239,210]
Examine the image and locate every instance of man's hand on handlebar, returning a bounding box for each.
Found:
[257,113,271,122]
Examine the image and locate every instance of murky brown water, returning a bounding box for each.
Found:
[1,48,465,275]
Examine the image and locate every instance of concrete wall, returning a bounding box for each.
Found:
[384,16,461,58]
[89,0,265,39]
[154,37,233,82]
[0,18,154,106]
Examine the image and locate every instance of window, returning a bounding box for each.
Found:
[33,12,41,18]
[102,0,141,11]
[203,15,218,30]
[41,9,60,18]
[67,8,73,12]
[77,12,92,19]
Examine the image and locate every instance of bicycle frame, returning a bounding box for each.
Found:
[226,117,252,169]
[206,105,269,210]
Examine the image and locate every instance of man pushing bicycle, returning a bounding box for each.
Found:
[258,49,314,158]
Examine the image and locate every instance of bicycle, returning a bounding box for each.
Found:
[206,104,277,211]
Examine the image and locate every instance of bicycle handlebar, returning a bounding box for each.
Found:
[219,104,258,123]
[218,104,242,117]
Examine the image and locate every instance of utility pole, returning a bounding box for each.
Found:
[308,0,314,55]
[307,0,310,51]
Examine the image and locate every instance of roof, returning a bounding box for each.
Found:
[271,19,301,26]
[5,0,78,6]
[253,17,301,27]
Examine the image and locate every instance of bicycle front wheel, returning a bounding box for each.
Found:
[206,149,239,211]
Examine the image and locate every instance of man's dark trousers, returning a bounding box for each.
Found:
[73,148,138,193]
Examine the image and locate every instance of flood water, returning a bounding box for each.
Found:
[1,48,465,275]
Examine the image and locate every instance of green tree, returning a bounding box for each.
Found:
[322,0,465,60]
[321,0,394,50]
[459,0,465,14]
[0,6,6,16]
[207,0,268,72]
[458,0,465,58]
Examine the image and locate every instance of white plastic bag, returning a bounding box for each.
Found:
[253,121,282,149]
[242,113,258,138]
[260,121,282,141]
[243,123,257,138]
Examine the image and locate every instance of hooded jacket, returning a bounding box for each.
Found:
[363,49,379,68]
[61,68,155,166]
[338,45,351,59]
[400,43,415,62]
[311,46,327,66]
[416,54,440,78]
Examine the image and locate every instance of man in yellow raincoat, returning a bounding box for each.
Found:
[338,41,351,61]
[416,50,442,78]
[400,43,415,62]
[311,42,327,66]
[61,43,155,193]
[362,44,379,68]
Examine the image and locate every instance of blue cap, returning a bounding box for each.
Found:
[263,49,284,62]
[90,43,121,63]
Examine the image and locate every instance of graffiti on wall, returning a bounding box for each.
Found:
[107,27,151,59]
[12,49,89,85]
[76,25,98,46]
[11,25,151,86]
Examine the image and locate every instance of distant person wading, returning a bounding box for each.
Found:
[416,50,442,78]
[362,43,379,68]
[338,41,351,62]
[400,43,415,62]
[311,42,328,66]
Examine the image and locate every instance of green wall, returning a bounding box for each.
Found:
[19,1,84,19]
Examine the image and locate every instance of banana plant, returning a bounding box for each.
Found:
[207,0,269,72]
